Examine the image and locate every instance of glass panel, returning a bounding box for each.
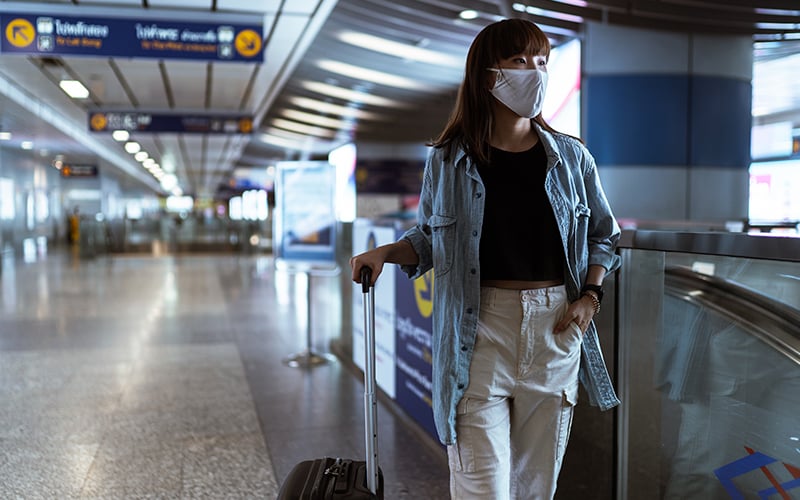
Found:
[619,248,800,499]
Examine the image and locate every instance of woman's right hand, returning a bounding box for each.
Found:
[350,247,387,286]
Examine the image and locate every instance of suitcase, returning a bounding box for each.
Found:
[277,267,384,499]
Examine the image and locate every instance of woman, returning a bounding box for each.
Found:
[350,18,621,500]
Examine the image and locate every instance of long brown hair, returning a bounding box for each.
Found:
[430,18,561,165]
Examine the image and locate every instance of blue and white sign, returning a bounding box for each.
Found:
[352,220,397,398]
[89,111,253,134]
[0,12,263,62]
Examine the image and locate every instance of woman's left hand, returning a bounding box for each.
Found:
[554,295,596,334]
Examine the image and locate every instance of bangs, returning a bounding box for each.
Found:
[492,19,551,60]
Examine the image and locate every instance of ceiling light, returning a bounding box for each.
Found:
[124,141,141,154]
[459,10,479,20]
[317,60,426,90]
[263,127,314,141]
[280,109,355,130]
[271,118,338,138]
[259,133,306,149]
[337,31,464,68]
[21,141,33,150]
[58,80,90,99]
[512,2,584,22]
[287,96,381,120]
[112,130,130,142]
[134,151,149,162]
[0,132,11,140]
[160,174,177,191]
[143,158,156,168]
[300,81,405,108]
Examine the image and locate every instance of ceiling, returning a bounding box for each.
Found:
[0,0,798,199]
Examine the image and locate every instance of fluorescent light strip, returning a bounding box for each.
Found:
[112,130,130,142]
[271,119,337,138]
[259,133,306,149]
[300,81,405,108]
[317,60,426,90]
[512,2,584,23]
[59,80,90,99]
[0,132,11,140]
[280,109,355,130]
[337,30,464,68]
[288,96,381,120]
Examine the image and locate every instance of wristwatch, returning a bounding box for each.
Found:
[581,284,604,303]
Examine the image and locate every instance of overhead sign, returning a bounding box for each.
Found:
[88,111,253,134]
[60,164,98,178]
[0,12,263,62]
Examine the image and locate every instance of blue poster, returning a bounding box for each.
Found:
[1,12,263,62]
[394,233,437,440]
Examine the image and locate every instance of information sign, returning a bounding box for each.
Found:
[60,164,98,178]
[88,111,253,134]
[352,220,397,398]
[394,232,437,441]
[0,12,263,62]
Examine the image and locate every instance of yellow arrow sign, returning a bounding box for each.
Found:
[235,29,261,58]
[5,18,35,48]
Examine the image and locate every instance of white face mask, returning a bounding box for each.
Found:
[488,68,548,119]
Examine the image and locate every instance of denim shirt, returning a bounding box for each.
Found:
[400,123,622,445]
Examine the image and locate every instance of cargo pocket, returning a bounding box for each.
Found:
[428,214,456,276]
[555,385,579,464]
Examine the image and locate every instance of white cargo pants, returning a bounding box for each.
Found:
[448,285,582,500]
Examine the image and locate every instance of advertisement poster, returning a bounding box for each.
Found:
[352,220,396,398]
[394,228,437,440]
[274,161,336,264]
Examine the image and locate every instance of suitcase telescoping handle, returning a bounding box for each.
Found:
[360,267,380,495]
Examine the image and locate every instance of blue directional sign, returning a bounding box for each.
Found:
[89,111,253,134]
[1,12,263,62]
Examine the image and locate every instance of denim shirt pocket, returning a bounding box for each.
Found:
[428,214,457,276]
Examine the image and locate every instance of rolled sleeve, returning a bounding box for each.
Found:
[399,231,432,279]
[399,154,435,279]
[585,157,621,274]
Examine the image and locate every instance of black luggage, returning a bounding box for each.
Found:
[277,268,384,499]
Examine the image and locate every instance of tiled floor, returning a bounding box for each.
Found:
[0,248,450,499]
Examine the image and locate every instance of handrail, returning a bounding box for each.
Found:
[619,229,800,262]
[665,265,800,366]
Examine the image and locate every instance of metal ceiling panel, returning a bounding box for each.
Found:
[80,0,144,6]
[62,57,134,107]
[108,59,170,109]
[217,0,284,13]
[209,62,256,110]
[145,0,212,9]
[162,59,210,109]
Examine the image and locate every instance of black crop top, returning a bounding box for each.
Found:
[476,140,565,282]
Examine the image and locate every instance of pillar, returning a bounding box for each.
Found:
[582,22,753,224]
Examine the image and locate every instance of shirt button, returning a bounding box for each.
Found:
[476,192,482,198]
[461,345,468,351]
[457,383,465,390]
[466,307,473,314]
[470,268,476,274]
[472,230,478,236]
